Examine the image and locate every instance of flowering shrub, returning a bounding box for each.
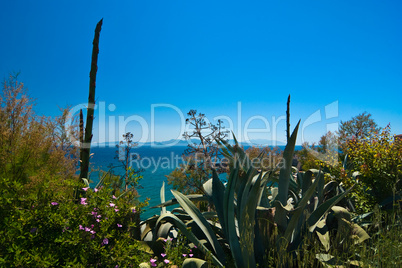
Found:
[0,179,146,267]
[346,126,402,212]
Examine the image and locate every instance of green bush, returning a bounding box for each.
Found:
[0,180,146,267]
[346,126,402,211]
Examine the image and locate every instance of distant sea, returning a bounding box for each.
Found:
[90,145,302,219]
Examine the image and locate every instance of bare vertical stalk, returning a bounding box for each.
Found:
[286,94,290,142]
[79,19,103,183]
[79,109,84,162]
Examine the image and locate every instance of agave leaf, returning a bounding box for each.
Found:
[323,181,339,197]
[238,171,259,222]
[352,171,360,180]
[349,221,370,244]
[210,170,227,239]
[331,207,370,244]
[351,211,373,224]
[202,211,219,219]
[137,241,154,254]
[301,171,313,197]
[258,185,271,208]
[316,253,340,267]
[217,137,235,160]
[160,182,166,214]
[151,195,207,209]
[155,212,224,268]
[307,186,354,232]
[315,218,330,252]
[342,154,348,169]
[275,121,300,237]
[317,172,325,204]
[203,178,213,197]
[282,171,322,246]
[223,160,244,267]
[171,190,226,265]
[331,206,351,222]
[270,187,279,201]
[277,121,300,207]
[182,258,208,268]
[236,163,258,218]
[156,222,174,239]
[258,170,274,208]
[239,172,263,267]
[140,223,153,241]
[216,138,233,161]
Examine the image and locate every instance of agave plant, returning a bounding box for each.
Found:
[148,122,369,267]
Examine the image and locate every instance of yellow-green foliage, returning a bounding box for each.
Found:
[346,126,402,211]
[0,74,78,197]
[244,145,282,171]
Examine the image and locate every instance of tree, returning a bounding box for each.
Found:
[338,112,380,150]
[0,73,78,196]
[317,131,338,154]
[296,131,339,171]
[166,110,228,195]
[112,132,143,194]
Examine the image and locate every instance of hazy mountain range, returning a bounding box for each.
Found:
[97,139,286,147]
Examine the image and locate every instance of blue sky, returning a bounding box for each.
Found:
[1,0,401,145]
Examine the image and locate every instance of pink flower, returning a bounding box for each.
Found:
[101,238,109,245]
[164,259,170,264]
[109,203,115,207]
[51,202,58,206]
[113,195,117,199]
[79,225,84,230]
[150,258,157,267]
[117,223,122,228]
[85,227,91,232]
[161,253,166,257]
[90,230,96,234]
[96,219,100,222]
[94,188,99,192]
[80,198,88,205]
[97,215,102,218]
[189,254,193,257]
[82,187,89,191]
[115,208,119,212]
[182,254,187,257]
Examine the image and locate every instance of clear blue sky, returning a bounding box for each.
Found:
[1,0,401,145]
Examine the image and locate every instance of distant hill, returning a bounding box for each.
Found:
[97,138,286,148]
